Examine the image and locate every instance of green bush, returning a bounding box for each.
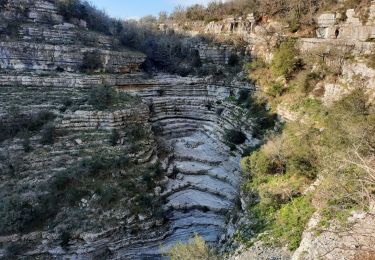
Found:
[228,53,240,67]
[88,86,114,110]
[246,58,267,72]
[0,111,55,142]
[59,230,71,248]
[166,234,219,260]
[126,123,147,143]
[81,50,103,73]
[65,187,87,206]
[0,196,38,234]
[288,15,300,33]
[88,87,137,111]
[40,124,55,145]
[22,137,32,152]
[97,185,119,207]
[4,242,28,258]
[224,129,247,145]
[191,50,202,68]
[291,71,320,94]
[109,129,120,146]
[243,150,273,178]
[266,82,285,97]
[271,39,300,78]
[51,173,73,191]
[237,89,251,104]
[271,197,314,250]
[57,0,84,20]
[243,149,287,179]
[245,97,277,138]
[5,22,20,38]
[216,107,224,116]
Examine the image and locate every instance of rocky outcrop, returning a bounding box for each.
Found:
[316,1,375,41]
[193,43,233,65]
[0,69,255,259]
[293,211,375,260]
[0,41,145,72]
[0,2,258,258]
[0,1,258,258]
[204,14,256,36]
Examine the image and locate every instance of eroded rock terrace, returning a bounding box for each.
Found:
[0,1,255,258]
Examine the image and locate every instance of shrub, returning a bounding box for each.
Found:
[81,50,103,73]
[4,242,28,258]
[5,22,20,38]
[271,39,300,78]
[56,0,84,20]
[109,129,120,146]
[51,173,73,191]
[186,4,206,21]
[56,66,65,72]
[126,123,147,143]
[271,197,314,250]
[291,71,320,94]
[88,86,114,110]
[0,196,38,234]
[266,82,285,97]
[40,124,55,145]
[216,108,224,116]
[22,137,32,152]
[97,185,119,207]
[224,129,247,145]
[288,16,300,33]
[59,229,71,248]
[191,50,202,68]
[28,111,55,131]
[366,50,375,69]
[157,88,165,96]
[134,194,153,212]
[166,234,219,260]
[0,111,55,142]
[237,89,250,104]
[228,53,240,66]
[246,58,267,72]
[65,187,87,206]
[242,150,273,177]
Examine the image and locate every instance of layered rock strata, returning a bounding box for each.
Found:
[0,1,255,259]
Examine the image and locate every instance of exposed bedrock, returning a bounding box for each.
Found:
[110,76,255,259]
[0,71,255,259]
[0,1,256,257]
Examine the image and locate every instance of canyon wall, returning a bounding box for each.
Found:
[0,1,256,259]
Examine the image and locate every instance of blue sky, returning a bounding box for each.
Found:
[88,0,213,20]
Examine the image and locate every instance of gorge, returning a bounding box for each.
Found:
[1,0,375,259]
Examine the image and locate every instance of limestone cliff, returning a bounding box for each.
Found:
[0,0,256,259]
[160,2,375,260]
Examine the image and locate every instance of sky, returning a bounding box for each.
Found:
[88,0,213,20]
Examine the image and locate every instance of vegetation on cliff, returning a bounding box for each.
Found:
[237,33,375,251]
[53,0,223,76]
[166,234,219,260]
[1,0,375,258]
[168,0,372,31]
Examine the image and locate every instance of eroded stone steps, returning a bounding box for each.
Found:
[110,214,224,259]
[162,175,237,201]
